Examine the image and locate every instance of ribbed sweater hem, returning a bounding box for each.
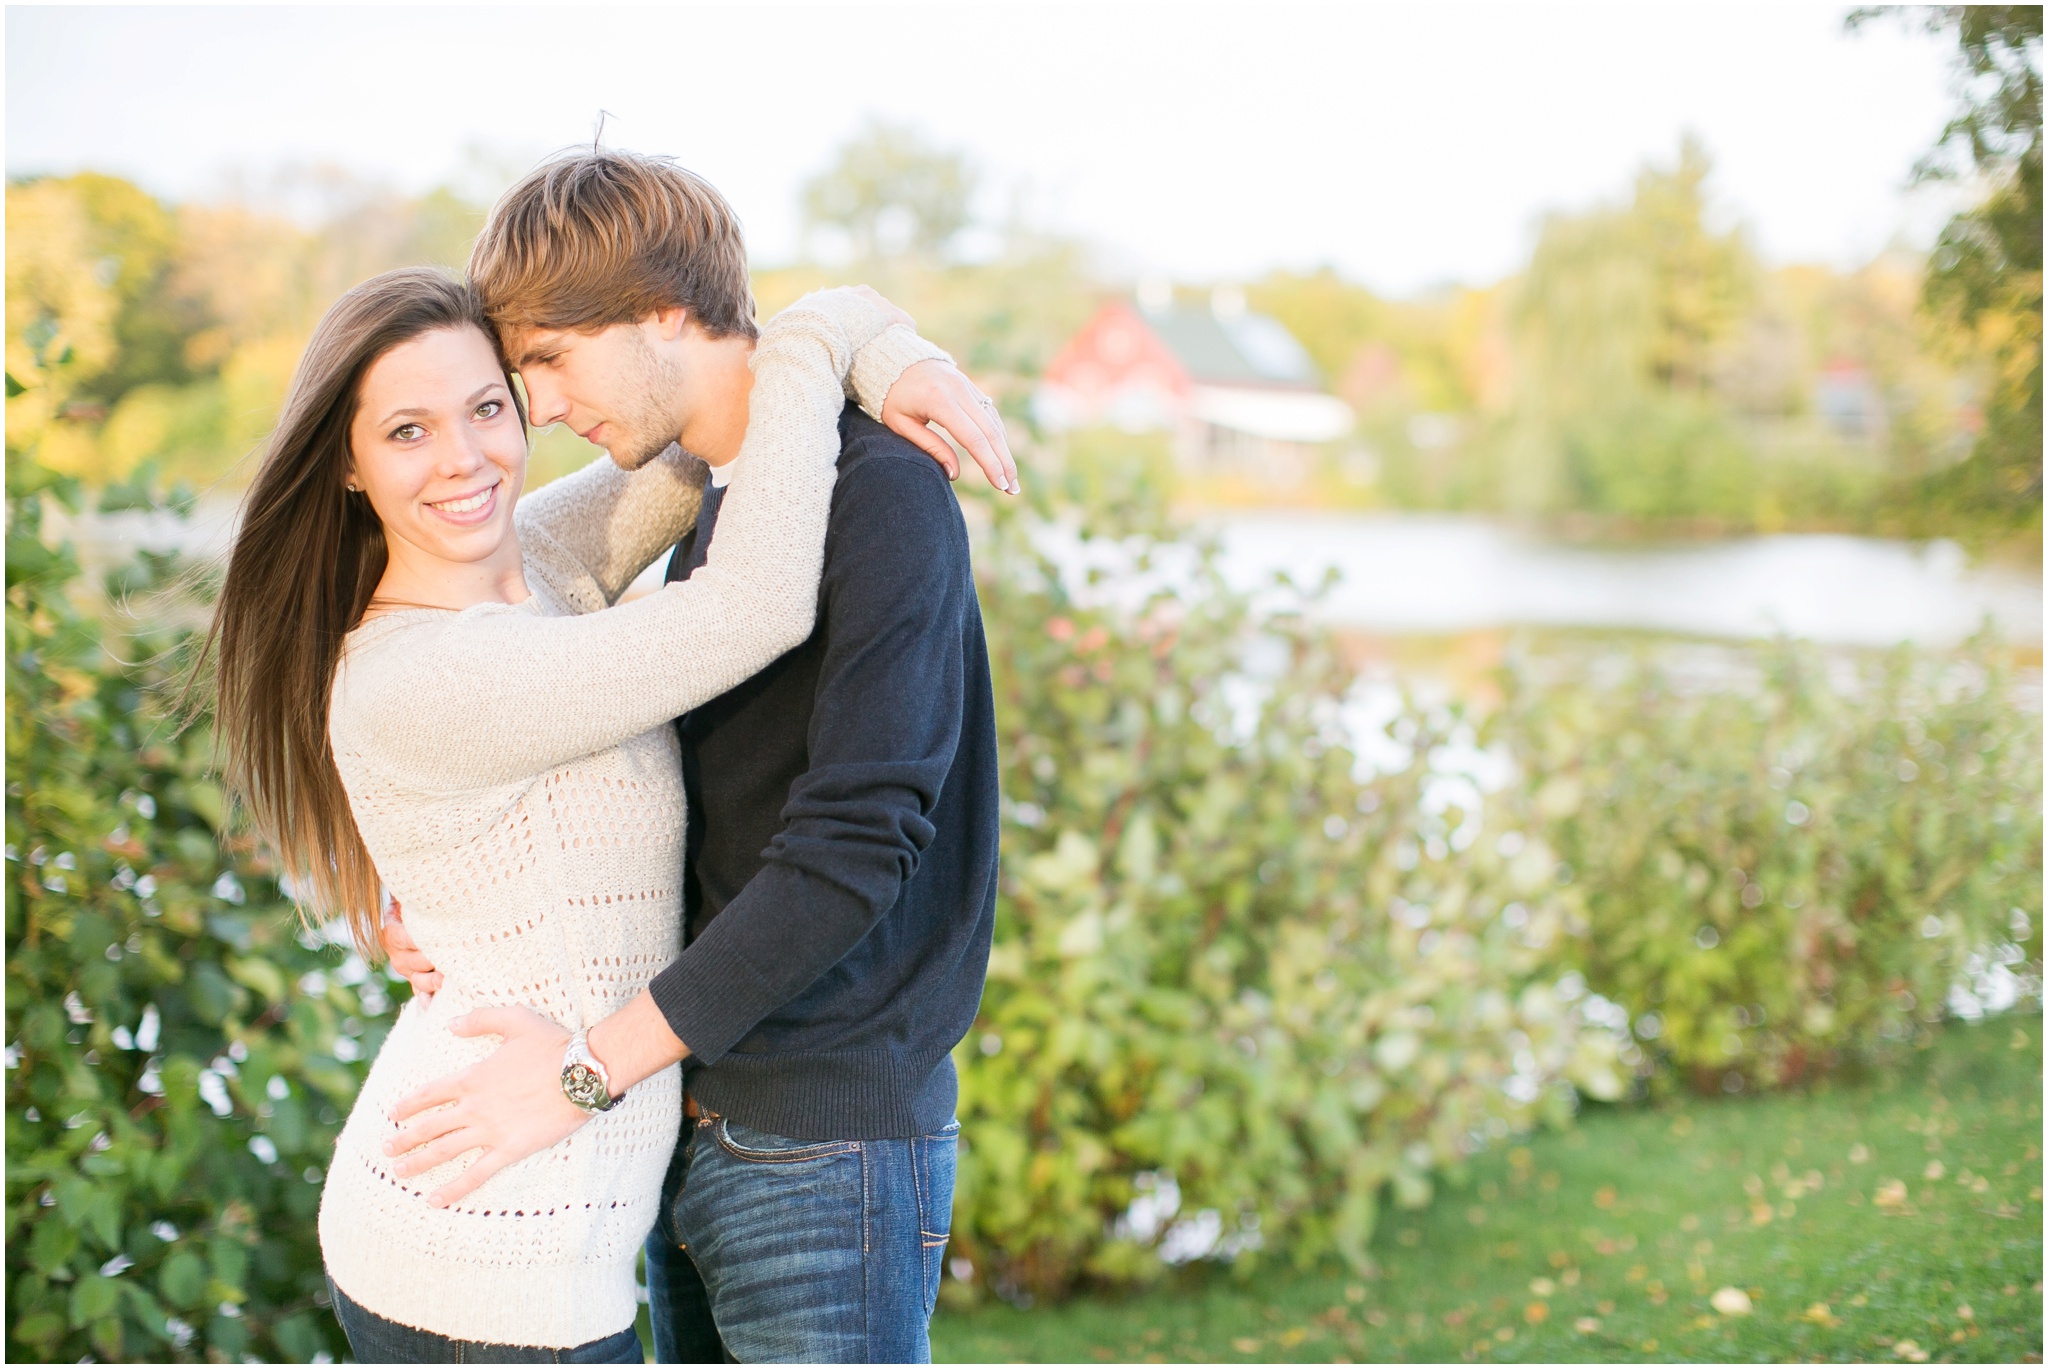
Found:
[318,1169,641,1349]
[686,1049,958,1141]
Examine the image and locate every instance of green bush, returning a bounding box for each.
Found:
[6,432,2039,1356]
[949,459,1624,1300]
[1501,638,2043,1091]
[5,457,383,1362]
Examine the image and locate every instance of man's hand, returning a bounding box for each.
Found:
[881,360,1019,496]
[384,1006,588,1207]
[381,899,442,1000]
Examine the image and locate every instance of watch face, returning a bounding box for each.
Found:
[563,1063,609,1110]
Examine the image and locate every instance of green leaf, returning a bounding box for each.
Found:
[67,1273,118,1329]
[10,1312,65,1353]
[157,1249,206,1309]
[27,1219,79,1276]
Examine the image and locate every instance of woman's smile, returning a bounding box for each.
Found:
[425,483,500,525]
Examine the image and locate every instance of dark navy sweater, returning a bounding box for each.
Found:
[646,404,999,1140]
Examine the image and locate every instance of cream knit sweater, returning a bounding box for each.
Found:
[317,291,946,1348]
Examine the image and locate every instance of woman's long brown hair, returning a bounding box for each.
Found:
[195,267,523,958]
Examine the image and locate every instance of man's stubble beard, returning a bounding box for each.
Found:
[607,331,690,470]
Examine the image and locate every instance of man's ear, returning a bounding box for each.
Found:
[651,305,691,342]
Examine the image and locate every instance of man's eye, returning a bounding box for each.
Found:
[391,423,425,442]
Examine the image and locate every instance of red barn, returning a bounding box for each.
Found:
[1035,287,1353,483]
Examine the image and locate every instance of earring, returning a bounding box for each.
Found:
[346,482,360,493]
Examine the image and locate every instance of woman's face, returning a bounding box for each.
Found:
[347,324,527,571]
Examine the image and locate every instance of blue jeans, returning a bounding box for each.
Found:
[645,1114,959,1363]
[326,1276,643,1363]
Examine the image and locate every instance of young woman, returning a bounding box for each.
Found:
[203,268,995,1361]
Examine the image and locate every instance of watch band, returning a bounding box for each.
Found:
[560,1028,622,1113]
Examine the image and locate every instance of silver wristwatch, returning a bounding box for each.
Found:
[561,1029,622,1114]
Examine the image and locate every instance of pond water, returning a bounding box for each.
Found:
[1210,513,2041,648]
[58,501,2042,650]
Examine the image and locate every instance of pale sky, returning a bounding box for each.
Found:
[7,4,1964,295]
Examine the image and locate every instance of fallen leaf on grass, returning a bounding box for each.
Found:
[1956,1304,1973,1320]
[1277,1327,1308,1347]
[1231,1337,1260,1354]
[1800,1303,1839,1327]
[1524,1301,1548,1325]
[1873,1179,1909,1210]
[1849,1143,1871,1164]
[1529,1277,1556,1297]
[1923,1160,1946,1180]
[1893,1337,1929,1362]
[1574,1317,1601,1333]
[1710,1287,1753,1316]
[1593,1185,1617,1209]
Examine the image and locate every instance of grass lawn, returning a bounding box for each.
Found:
[932,1018,2043,1363]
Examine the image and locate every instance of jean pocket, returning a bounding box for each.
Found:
[914,1123,959,1316]
[711,1118,860,1165]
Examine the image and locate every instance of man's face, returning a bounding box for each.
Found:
[506,316,686,470]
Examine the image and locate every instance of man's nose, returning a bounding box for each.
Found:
[520,371,570,428]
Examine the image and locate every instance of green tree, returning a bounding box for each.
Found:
[1502,137,1758,521]
[799,119,978,263]
[1860,6,2043,535]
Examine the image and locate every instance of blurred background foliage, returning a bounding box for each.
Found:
[5,9,2039,552]
[5,7,2041,1361]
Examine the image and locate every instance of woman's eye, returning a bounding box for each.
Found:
[391,423,425,442]
[475,400,504,421]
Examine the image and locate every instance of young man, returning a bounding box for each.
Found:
[380,150,1006,1362]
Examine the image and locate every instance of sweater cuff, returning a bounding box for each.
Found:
[849,324,953,421]
[647,929,781,1068]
